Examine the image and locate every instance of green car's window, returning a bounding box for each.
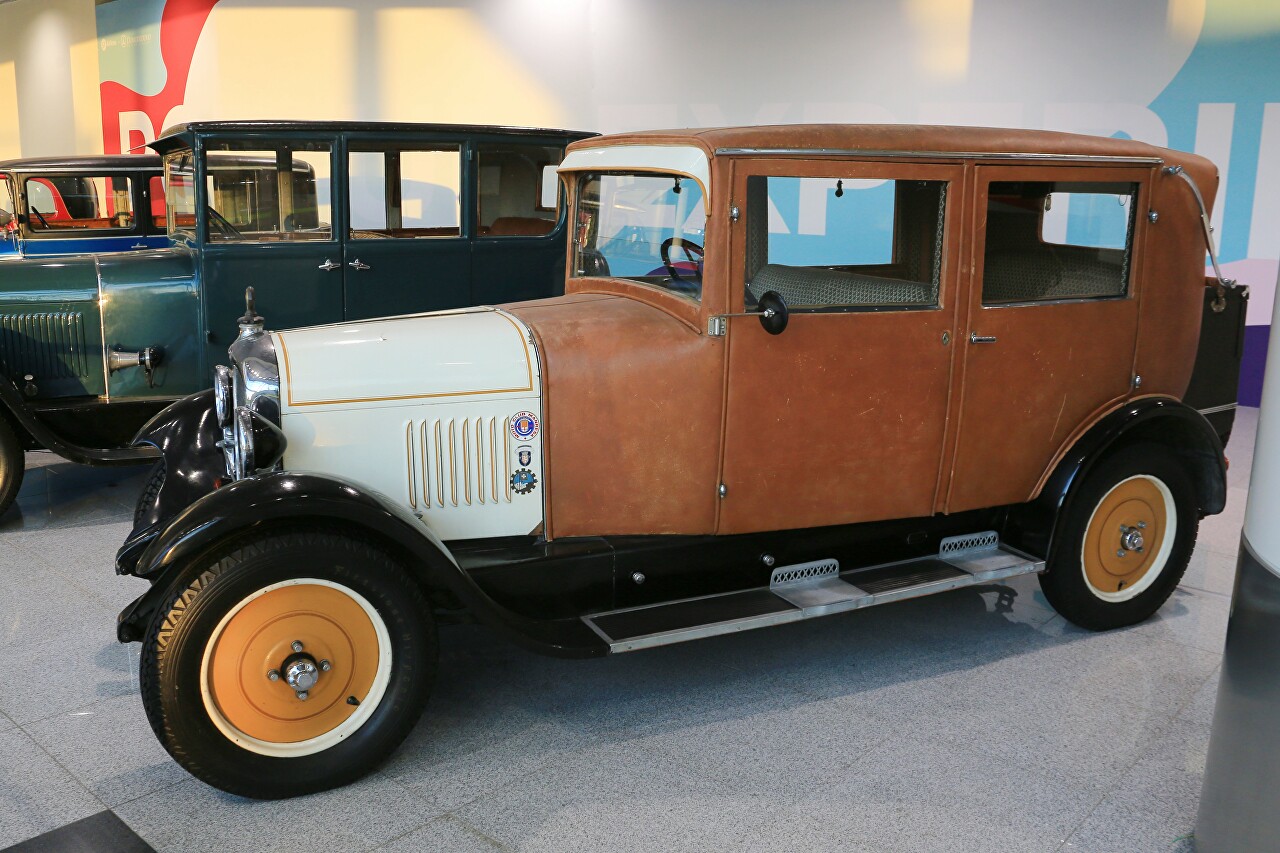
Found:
[477,143,564,237]
[164,150,198,234]
[24,175,134,233]
[348,146,460,239]
[0,177,14,230]
[203,142,332,243]
[572,171,706,302]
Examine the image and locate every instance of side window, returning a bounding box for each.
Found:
[982,180,1138,304]
[477,143,565,237]
[148,175,166,229]
[203,142,333,242]
[0,178,14,230]
[349,146,461,239]
[24,175,134,232]
[745,175,946,310]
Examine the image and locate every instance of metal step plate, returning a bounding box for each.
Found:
[584,532,1046,653]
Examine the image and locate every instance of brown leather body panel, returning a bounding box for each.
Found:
[718,311,954,534]
[507,294,724,538]
[1132,163,1218,400]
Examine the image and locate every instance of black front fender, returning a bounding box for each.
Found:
[114,470,607,658]
[125,388,224,540]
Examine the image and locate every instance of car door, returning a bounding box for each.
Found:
[943,164,1151,512]
[717,158,963,535]
[200,137,345,349]
[342,140,471,320]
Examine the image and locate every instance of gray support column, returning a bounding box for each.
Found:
[1197,266,1280,852]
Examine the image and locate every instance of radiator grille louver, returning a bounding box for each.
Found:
[406,416,512,510]
[0,312,91,379]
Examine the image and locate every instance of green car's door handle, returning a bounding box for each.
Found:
[318,259,340,271]
[348,258,371,271]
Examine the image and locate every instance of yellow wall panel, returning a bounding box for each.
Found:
[0,61,19,160]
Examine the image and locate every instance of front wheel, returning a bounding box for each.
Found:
[0,416,25,518]
[1039,443,1199,631]
[140,529,436,798]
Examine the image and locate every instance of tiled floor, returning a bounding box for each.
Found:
[0,408,1258,852]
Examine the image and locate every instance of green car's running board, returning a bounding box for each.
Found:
[583,531,1045,653]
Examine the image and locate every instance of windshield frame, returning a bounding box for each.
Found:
[163,148,199,240]
[570,169,710,304]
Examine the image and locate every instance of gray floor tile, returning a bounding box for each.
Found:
[1124,585,1232,655]
[1196,485,1249,555]
[0,728,104,848]
[1180,543,1240,597]
[113,773,429,853]
[380,815,506,852]
[767,733,1100,853]
[0,619,136,724]
[1060,797,1197,853]
[452,740,772,853]
[24,693,189,808]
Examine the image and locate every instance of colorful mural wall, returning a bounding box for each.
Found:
[85,0,1280,404]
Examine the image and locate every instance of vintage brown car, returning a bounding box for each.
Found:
[114,125,1246,798]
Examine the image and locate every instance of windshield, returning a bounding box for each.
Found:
[164,150,198,235]
[572,172,706,301]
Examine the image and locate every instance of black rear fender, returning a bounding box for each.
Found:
[1004,397,1226,559]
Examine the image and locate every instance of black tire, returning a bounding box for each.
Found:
[1039,443,1198,631]
[0,415,24,518]
[140,529,436,799]
[133,462,165,527]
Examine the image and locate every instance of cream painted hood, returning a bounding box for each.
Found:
[273,307,539,413]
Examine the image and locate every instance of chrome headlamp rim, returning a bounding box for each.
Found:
[233,407,255,480]
[213,365,234,428]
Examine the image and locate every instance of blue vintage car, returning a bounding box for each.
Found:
[0,122,593,517]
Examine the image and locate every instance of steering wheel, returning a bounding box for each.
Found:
[661,237,704,282]
[206,206,242,239]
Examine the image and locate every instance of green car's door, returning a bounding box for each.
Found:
[195,138,346,350]
[342,140,471,320]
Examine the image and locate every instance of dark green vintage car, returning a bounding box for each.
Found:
[0,121,593,515]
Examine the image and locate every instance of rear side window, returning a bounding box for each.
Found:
[203,142,333,243]
[24,175,134,233]
[348,145,461,239]
[477,143,565,237]
[982,180,1138,304]
[744,176,947,310]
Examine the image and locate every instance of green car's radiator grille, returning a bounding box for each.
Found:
[0,312,92,380]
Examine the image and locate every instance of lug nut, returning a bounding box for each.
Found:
[291,640,304,653]
[1138,521,1147,529]
[267,669,280,681]
[320,660,332,672]
[1116,549,1126,558]
[296,691,309,701]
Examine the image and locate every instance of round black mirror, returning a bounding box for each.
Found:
[757,290,789,335]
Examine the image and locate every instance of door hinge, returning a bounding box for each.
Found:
[729,205,740,223]
[708,316,727,336]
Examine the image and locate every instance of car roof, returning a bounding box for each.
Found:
[0,154,162,172]
[153,121,596,153]
[568,124,1193,164]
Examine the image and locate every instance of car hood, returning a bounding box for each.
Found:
[273,307,539,412]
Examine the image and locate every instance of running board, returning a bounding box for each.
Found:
[583,531,1044,653]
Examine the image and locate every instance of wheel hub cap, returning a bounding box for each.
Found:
[205,583,381,744]
[1083,477,1169,595]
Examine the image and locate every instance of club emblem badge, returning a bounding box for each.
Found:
[511,468,538,495]
[511,411,539,440]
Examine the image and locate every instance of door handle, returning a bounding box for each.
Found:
[318,259,340,271]
[130,243,148,250]
[348,258,370,271]
[970,332,997,344]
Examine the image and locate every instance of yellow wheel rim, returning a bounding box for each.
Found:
[202,579,390,755]
[1082,475,1173,601]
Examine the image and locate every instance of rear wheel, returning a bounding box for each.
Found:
[1039,443,1198,630]
[0,416,24,518]
[140,529,436,798]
